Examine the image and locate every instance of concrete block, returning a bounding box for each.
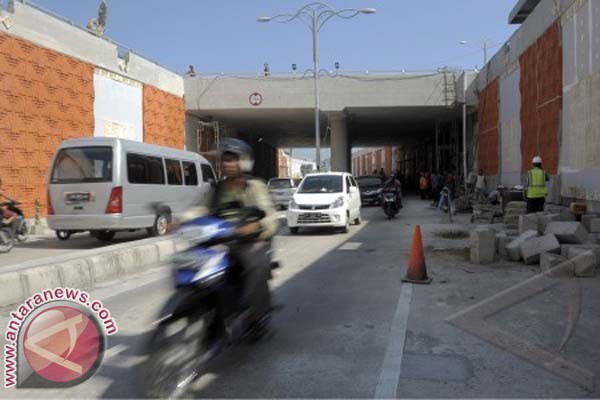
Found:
[506,230,538,261]
[470,228,496,264]
[0,272,27,307]
[571,251,596,277]
[21,266,63,295]
[505,201,527,210]
[58,259,94,289]
[545,221,589,244]
[568,248,600,269]
[559,207,576,221]
[589,218,600,233]
[88,253,123,283]
[538,213,560,234]
[519,234,561,265]
[540,252,567,272]
[581,214,599,232]
[156,239,176,261]
[560,244,600,261]
[519,214,539,234]
[496,232,511,258]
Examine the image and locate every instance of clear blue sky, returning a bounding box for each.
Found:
[29,0,518,75]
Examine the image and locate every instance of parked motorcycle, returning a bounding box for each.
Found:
[0,200,29,253]
[381,189,400,219]
[139,206,277,398]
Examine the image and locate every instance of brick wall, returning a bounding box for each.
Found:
[0,32,94,216]
[519,23,562,174]
[478,79,500,175]
[143,85,185,150]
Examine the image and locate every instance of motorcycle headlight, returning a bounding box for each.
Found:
[330,196,344,209]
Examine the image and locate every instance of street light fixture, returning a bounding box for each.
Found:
[258,3,376,170]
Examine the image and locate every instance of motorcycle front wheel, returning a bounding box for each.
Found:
[15,218,28,242]
[141,308,217,399]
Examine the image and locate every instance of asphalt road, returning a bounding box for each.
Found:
[1,199,598,398]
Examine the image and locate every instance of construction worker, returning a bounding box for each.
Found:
[526,155,549,213]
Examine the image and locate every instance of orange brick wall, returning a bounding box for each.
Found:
[143,85,185,149]
[478,79,500,175]
[519,23,562,174]
[0,32,94,217]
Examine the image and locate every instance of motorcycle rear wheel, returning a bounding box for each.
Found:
[0,231,13,253]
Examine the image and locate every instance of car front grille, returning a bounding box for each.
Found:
[298,204,329,210]
[297,213,331,224]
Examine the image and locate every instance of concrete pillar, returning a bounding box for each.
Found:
[330,113,350,172]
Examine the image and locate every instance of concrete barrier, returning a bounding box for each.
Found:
[0,235,190,308]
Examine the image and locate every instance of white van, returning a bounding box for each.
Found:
[47,137,216,241]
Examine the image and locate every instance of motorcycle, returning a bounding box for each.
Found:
[381,189,400,219]
[139,206,277,398]
[0,200,28,253]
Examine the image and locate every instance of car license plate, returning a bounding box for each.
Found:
[65,192,90,202]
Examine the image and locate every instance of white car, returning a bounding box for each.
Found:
[286,172,362,234]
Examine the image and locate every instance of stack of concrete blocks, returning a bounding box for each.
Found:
[495,231,511,259]
[470,227,496,264]
[504,201,527,229]
[537,220,599,277]
[519,234,561,264]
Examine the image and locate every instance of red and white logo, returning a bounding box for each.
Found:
[249,92,263,106]
[23,305,103,385]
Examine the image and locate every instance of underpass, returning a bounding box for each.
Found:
[184,71,476,176]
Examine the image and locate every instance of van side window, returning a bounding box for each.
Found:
[346,176,352,192]
[165,159,183,185]
[182,161,198,186]
[127,153,165,185]
[200,164,216,184]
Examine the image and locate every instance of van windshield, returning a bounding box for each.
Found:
[51,147,113,184]
[268,179,292,189]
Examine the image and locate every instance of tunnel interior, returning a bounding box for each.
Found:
[188,105,469,184]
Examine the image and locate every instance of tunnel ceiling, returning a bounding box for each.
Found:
[189,105,462,148]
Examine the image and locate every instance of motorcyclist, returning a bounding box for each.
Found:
[182,138,278,325]
[382,175,403,208]
[0,177,17,239]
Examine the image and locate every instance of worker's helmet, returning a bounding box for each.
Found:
[219,137,254,173]
[532,156,542,164]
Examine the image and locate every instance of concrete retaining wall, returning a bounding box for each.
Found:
[0,235,189,308]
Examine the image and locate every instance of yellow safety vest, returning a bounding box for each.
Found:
[527,167,547,199]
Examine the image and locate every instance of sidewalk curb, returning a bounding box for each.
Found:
[0,235,190,309]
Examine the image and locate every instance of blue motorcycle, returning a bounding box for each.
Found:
[140,206,277,398]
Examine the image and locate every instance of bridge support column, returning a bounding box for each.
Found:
[330,113,350,172]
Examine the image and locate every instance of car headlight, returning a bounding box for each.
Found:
[289,199,298,209]
[330,196,344,209]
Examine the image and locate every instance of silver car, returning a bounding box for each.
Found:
[47,137,216,241]
[267,178,298,209]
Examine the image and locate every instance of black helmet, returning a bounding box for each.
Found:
[219,138,254,173]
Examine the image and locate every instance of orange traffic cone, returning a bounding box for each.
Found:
[402,225,432,284]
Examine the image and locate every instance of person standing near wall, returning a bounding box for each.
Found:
[475,169,486,201]
[526,156,549,213]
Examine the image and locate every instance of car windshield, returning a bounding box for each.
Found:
[51,146,113,184]
[268,179,292,189]
[298,175,343,193]
[357,177,383,187]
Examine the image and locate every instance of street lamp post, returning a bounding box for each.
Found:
[460,39,492,65]
[258,3,375,170]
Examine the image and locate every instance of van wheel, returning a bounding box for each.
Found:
[289,227,299,234]
[341,214,350,234]
[94,231,116,242]
[56,230,72,241]
[354,213,362,225]
[150,214,169,237]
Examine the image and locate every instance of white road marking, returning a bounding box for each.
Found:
[338,242,362,250]
[103,344,128,359]
[374,283,413,399]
